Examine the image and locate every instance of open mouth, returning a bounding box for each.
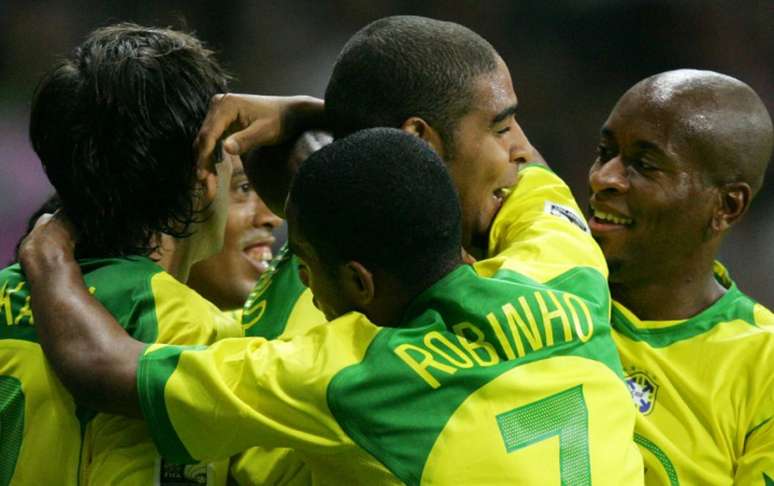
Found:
[243,243,273,271]
[590,208,633,226]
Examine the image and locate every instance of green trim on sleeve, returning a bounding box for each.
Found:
[137,344,204,464]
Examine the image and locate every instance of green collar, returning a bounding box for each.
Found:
[611,262,755,347]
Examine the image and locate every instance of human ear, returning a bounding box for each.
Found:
[712,182,752,232]
[401,117,447,159]
[341,261,375,307]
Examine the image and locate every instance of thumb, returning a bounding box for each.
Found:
[224,119,281,155]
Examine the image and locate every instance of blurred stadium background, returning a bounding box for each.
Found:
[1,0,771,305]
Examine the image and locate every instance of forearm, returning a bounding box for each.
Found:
[22,241,144,417]
[283,96,326,136]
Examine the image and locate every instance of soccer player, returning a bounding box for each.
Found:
[234,15,541,339]
[20,127,643,484]
[187,155,283,312]
[0,24,241,484]
[588,69,774,484]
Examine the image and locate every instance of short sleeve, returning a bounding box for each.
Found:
[137,315,380,463]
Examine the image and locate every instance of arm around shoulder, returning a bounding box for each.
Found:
[18,213,144,417]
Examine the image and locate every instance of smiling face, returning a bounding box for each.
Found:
[588,86,720,284]
[188,156,282,310]
[444,58,534,254]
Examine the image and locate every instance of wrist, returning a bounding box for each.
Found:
[286,96,325,132]
[20,242,77,287]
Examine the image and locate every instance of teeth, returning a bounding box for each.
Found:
[246,246,273,262]
[593,209,632,225]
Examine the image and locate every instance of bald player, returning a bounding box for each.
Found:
[588,69,774,485]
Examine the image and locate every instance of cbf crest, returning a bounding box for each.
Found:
[625,371,659,415]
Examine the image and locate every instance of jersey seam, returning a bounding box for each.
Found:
[326,327,421,485]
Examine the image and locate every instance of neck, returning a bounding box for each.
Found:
[152,234,196,283]
[366,286,417,326]
[611,257,726,320]
[369,263,463,326]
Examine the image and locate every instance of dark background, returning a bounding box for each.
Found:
[1,0,771,305]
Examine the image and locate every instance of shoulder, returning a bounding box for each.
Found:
[148,270,242,344]
[480,165,607,283]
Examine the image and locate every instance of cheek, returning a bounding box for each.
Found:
[223,212,245,247]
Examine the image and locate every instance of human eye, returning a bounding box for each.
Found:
[495,113,519,136]
[231,177,252,201]
[635,160,657,171]
[596,143,615,162]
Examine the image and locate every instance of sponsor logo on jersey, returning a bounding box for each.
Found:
[155,457,213,485]
[625,371,659,415]
[544,201,590,234]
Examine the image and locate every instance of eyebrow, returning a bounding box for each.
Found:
[232,168,246,177]
[631,140,666,156]
[492,103,519,125]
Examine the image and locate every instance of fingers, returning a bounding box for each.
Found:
[195,94,232,168]
[18,210,78,272]
[224,117,281,156]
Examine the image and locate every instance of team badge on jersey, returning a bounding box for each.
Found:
[625,371,659,415]
[544,201,590,233]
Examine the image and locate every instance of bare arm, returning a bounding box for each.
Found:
[18,214,144,417]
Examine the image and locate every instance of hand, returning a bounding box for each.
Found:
[194,94,325,169]
[18,211,78,283]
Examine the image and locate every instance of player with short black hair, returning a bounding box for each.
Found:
[588,69,774,484]
[325,16,497,151]
[237,15,536,344]
[289,127,462,297]
[0,23,240,485]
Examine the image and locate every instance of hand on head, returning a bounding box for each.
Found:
[194,94,325,169]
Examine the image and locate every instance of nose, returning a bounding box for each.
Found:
[589,156,629,194]
[508,120,535,164]
[251,195,283,229]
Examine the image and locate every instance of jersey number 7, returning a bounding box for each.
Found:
[497,385,590,485]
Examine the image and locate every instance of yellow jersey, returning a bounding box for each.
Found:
[0,257,241,485]
[136,165,643,485]
[612,262,774,485]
